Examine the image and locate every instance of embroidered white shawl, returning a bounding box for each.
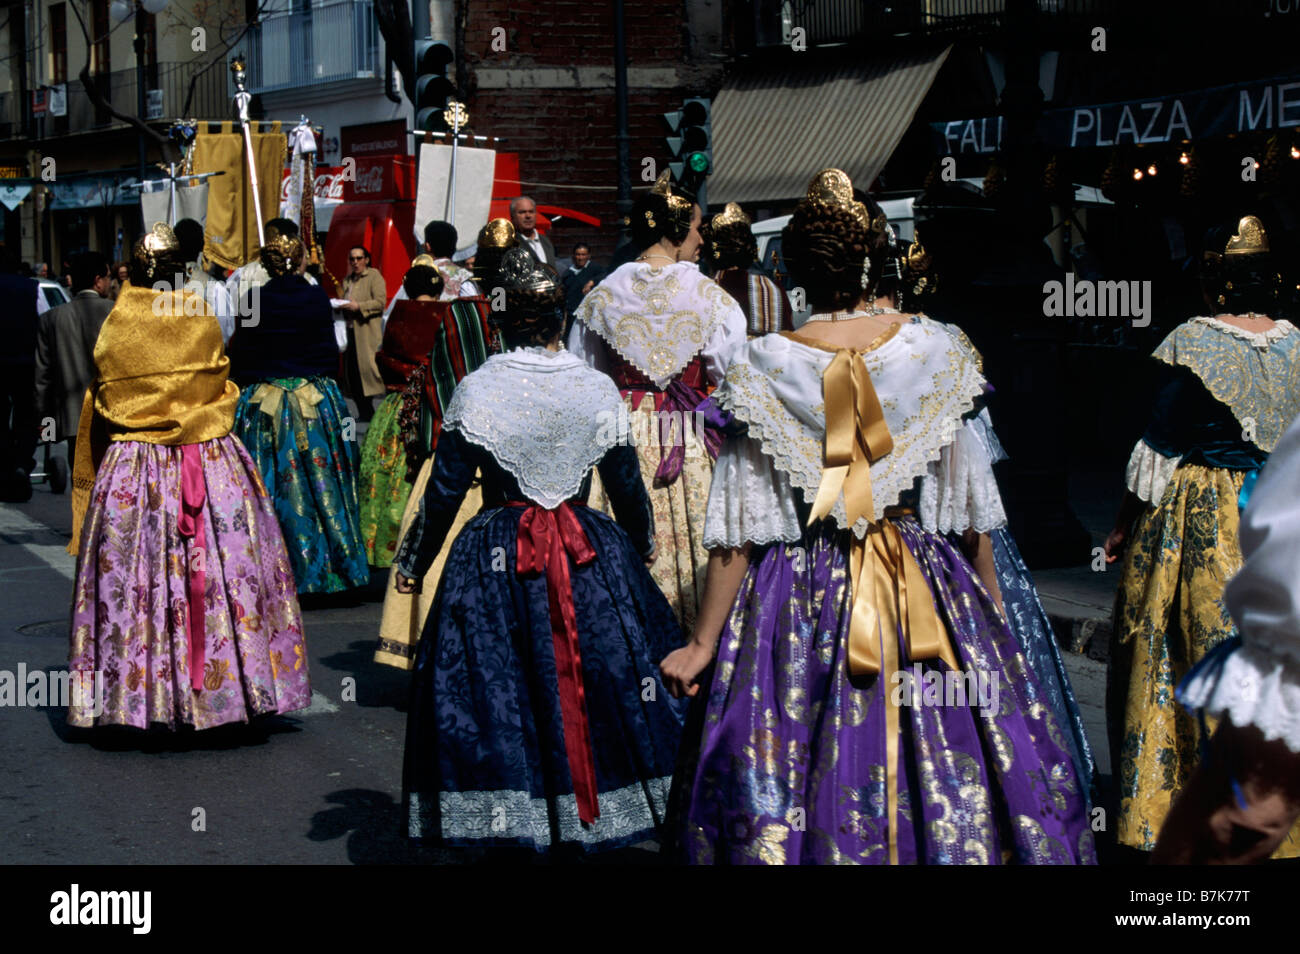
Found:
[444,348,624,508]
[573,261,742,388]
[713,317,987,534]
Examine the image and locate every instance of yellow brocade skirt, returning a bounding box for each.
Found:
[373,455,483,670]
[1108,463,1300,856]
[586,392,712,634]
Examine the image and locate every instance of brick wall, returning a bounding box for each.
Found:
[460,0,719,263]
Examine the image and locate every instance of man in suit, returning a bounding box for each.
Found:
[33,252,114,479]
[0,249,42,501]
[509,196,557,272]
[562,242,604,321]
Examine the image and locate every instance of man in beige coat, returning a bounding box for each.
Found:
[340,245,388,421]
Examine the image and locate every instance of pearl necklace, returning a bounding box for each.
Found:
[805,305,902,323]
[637,252,677,265]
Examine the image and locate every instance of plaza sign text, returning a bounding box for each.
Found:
[933,74,1300,154]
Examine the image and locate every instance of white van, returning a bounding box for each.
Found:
[752,195,917,287]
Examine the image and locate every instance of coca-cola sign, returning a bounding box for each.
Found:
[352,165,387,195]
[281,167,346,202]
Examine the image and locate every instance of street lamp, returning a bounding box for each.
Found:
[110,0,170,181]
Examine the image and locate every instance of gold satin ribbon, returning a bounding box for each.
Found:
[807,348,959,864]
[250,380,325,452]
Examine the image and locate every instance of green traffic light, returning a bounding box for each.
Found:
[687,152,710,173]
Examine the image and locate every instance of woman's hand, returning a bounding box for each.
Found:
[395,572,418,594]
[1103,527,1127,563]
[660,641,713,699]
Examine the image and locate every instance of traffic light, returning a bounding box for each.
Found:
[414,40,456,132]
[663,97,712,203]
[679,98,712,183]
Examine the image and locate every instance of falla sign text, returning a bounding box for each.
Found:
[934,74,1300,154]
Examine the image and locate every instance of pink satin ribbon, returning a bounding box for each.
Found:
[176,444,208,692]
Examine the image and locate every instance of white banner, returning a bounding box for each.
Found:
[49,84,67,118]
[140,179,209,227]
[0,183,31,210]
[414,143,495,250]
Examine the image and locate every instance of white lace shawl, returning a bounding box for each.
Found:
[569,261,747,388]
[704,318,998,543]
[1179,411,1300,751]
[443,347,625,508]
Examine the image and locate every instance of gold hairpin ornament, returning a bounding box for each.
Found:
[712,202,750,230]
[804,168,871,230]
[479,218,517,249]
[651,168,693,217]
[1224,215,1269,256]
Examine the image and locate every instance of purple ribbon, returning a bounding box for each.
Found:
[652,381,723,485]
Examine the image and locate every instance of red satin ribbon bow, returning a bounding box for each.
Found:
[512,501,601,825]
[177,444,208,693]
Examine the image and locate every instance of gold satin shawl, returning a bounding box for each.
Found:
[69,286,239,552]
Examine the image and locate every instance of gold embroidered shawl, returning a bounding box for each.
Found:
[69,286,239,552]
[1153,317,1300,454]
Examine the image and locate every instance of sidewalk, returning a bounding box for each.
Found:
[1023,469,1121,779]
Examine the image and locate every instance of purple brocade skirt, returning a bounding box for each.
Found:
[681,516,1096,864]
[67,435,311,729]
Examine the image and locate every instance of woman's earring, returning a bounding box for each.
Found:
[1217,293,1227,306]
[860,256,872,290]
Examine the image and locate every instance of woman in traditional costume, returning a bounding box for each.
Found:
[225,234,369,595]
[660,171,1095,864]
[1103,215,1300,856]
[700,202,794,336]
[569,171,747,632]
[67,224,310,729]
[359,263,448,568]
[471,218,520,291]
[395,248,685,852]
[370,239,502,670]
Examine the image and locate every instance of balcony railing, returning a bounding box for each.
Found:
[237,0,380,95]
[29,60,232,138]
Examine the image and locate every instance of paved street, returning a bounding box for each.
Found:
[0,446,423,864]
[1,445,1117,865]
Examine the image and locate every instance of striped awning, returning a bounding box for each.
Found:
[710,46,952,205]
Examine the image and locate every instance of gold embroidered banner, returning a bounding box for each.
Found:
[192,121,285,271]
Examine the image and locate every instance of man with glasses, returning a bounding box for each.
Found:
[340,246,388,423]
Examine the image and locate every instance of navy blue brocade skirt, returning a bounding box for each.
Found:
[402,503,688,852]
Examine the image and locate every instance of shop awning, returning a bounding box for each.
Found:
[710,46,951,205]
[47,176,140,210]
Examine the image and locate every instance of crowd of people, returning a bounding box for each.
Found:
[2,166,1299,865]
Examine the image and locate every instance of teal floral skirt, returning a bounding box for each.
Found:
[233,375,370,594]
